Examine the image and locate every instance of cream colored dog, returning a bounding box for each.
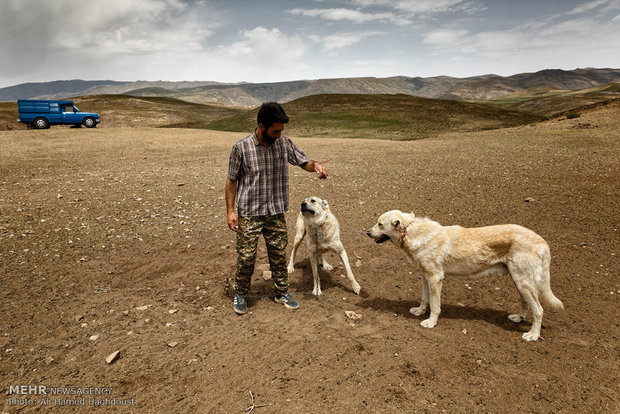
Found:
[288,197,361,297]
[367,210,563,341]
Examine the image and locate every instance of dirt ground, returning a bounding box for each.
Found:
[0,102,618,413]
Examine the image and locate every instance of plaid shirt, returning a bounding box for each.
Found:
[228,131,309,217]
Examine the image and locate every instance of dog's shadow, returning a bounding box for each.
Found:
[290,258,369,298]
[356,296,529,332]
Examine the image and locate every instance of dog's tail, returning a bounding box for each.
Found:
[538,245,564,310]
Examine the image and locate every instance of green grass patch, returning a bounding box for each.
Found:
[205,94,543,140]
[602,83,620,93]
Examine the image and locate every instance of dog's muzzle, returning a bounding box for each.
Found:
[366,230,390,244]
[300,202,315,215]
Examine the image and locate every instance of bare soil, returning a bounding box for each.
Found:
[1,102,619,413]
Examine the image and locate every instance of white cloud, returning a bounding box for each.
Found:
[310,31,385,51]
[222,27,305,60]
[63,0,213,54]
[566,0,612,15]
[421,11,620,69]
[1,0,215,55]
[0,0,223,84]
[0,0,617,87]
[288,8,407,25]
[289,1,485,27]
[82,26,310,84]
[348,0,483,15]
[423,29,470,46]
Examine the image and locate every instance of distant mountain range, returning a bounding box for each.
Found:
[2,68,619,106]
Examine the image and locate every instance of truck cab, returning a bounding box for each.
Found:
[17,99,100,129]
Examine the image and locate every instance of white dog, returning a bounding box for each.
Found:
[288,197,361,297]
[367,210,563,341]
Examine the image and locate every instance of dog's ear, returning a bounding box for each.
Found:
[392,219,400,229]
[322,199,329,210]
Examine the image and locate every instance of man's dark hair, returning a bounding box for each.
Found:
[257,102,289,128]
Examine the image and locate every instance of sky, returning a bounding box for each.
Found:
[1,0,619,88]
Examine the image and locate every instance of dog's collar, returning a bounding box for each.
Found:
[402,222,412,238]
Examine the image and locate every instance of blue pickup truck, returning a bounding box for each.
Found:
[17,99,100,129]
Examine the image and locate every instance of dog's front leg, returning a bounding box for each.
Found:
[420,273,443,328]
[338,249,361,294]
[410,277,429,316]
[287,215,306,274]
[320,255,333,271]
[309,249,322,297]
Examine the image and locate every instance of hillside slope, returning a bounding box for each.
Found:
[0,80,123,102]
[205,94,544,140]
[3,85,616,135]
[0,95,244,130]
[485,82,620,116]
[128,69,620,106]
[3,68,619,106]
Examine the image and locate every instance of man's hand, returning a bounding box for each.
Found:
[314,162,328,180]
[227,211,239,232]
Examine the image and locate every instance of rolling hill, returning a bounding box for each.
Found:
[72,95,245,128]
[101,68,620,106]
[2,68,619,106]
[204,93,545,140]
[0,95,244,130]
[485,82,620,117]
[2,82,618,138]
[0,80,124,102]
[0,92,543,138]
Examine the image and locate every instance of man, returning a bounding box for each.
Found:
[226,102,328,315]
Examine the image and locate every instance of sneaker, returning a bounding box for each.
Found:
[274,293,299,310]
[233,293,247,315]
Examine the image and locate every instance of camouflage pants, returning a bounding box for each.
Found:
[235,214,289,296]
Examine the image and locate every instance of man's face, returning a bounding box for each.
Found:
[261,122,284,144]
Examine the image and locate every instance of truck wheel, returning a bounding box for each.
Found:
[83,117,96,128]
[33,118,50,129]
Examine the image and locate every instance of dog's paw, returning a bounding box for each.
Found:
[287,265,295,274]
[410,306,427,316]
[508,314,524,323]
[420,318,437,328]
[322,262,333,271]
[351,282,361,295]
[312,287,322,297]
[522,331,540,342]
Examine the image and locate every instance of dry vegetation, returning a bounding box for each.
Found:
[484,82,620,117]
[0,95,244,131]
[0,98,618,412]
